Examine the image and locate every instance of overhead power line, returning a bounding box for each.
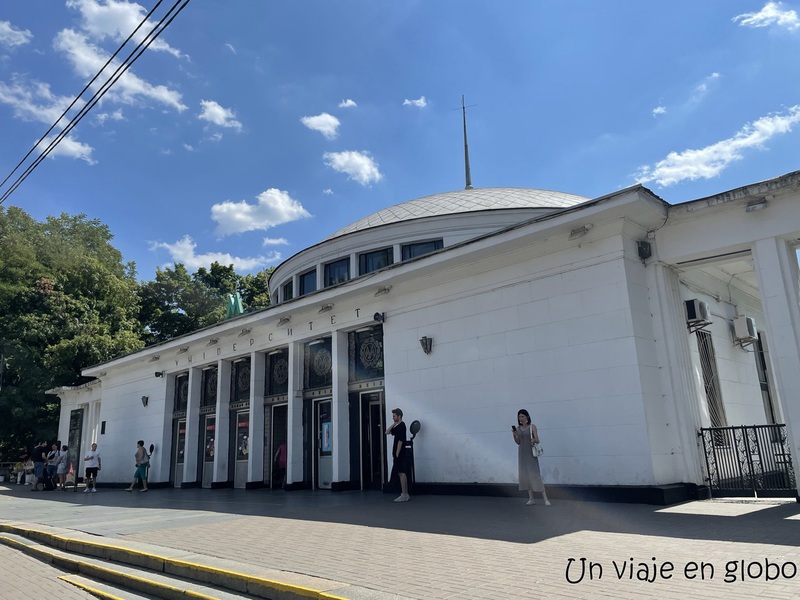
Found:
[0,0,192,206]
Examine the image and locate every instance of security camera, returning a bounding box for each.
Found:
[154,371,164,378]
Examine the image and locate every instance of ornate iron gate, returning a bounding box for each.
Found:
[699,425,797,497]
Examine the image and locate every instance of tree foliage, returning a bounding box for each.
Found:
[137,263,273,345]
[0,206,275,459]
[0,207,144,458]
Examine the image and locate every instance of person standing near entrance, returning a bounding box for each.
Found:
[512,409,550,506]
[83,442,101,493]
[386,408,411,503]
[125,440,150,492]
[30,441,47,491]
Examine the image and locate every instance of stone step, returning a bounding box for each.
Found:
[0,533,292,600]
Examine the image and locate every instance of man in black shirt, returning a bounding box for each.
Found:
[386,408,411,503]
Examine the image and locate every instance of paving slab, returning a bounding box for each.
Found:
[1,484,799,599]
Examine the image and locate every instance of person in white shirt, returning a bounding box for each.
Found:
[83,443,101,493]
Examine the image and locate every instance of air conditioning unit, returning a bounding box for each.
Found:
[685,299,710,323]
[733,315,757,342]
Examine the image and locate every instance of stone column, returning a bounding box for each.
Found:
[248,351,266,485]
[182,366,202,486]
[214,359,232,485]
[331,329,350,487]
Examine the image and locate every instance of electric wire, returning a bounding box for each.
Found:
[0,0,192,206]
[0,0,166,194]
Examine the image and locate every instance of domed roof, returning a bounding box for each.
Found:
[326,187,589,240]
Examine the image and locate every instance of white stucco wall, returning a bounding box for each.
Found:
[383,220,658,487]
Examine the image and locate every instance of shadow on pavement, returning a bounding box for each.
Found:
[2,484,799,547]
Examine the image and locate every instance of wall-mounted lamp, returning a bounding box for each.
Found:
[568,223,594,240]
[374,285,392,297]
[176,346,189,355]
[141,395,149,407]
[318,303,334,313]
[148,355,160,363]
[238,328,252,337]
[154,371,164,378]
[206,338,219,347]
[419,336,433,354]
[373,312,385,323]
[745,198,768,213]
[277,316,291,327]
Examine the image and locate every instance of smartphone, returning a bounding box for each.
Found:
[511,425,517,432]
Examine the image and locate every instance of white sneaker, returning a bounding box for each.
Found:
[83,488,90,493]
[526,499,535,505]
[544,500,551,506]
[394,494,410,503]
[91,488,97,493]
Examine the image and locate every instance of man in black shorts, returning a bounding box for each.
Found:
[83,443,101,493]
[386,408,411,502]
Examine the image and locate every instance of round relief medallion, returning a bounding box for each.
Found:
[273,358,288,384]
[238,365,251,392]
[359,336,382,368]
[313,348,332,376]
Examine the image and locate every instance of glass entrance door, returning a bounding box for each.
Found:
[234,410,249,489]
[271,404,288,488]
[173,419,186,488]
[202,415,215,488]
[360,391,385,490]
[315,399,332,489]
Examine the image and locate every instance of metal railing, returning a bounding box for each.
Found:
[699,424,797,497]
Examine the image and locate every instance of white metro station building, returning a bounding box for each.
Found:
[51,170,800,503]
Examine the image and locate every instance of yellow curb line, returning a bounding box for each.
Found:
[59,574,129,600]
[0,525,347,600]
[1,535,219,600]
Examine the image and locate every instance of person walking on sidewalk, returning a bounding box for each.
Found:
[125,440,150,492]
[512,409,550,506]
[386,408,411,503]
[83,443,101,493]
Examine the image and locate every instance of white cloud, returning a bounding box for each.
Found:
[322,188,333,195]
[403,96,427,108]
[733,2,800,31]
[208,132,223,142]
[211,188,311,237]
[54,28,187,111]
[151,235,278,272]
[198,99,242,131]
[692,72,720,102]
[94,109,124,125]
[0,76,80,125]
[183,143,194,151]
[338,99,357,108]
[66,0,186,58]
[263,237,288,246]
[39,134,97,165]
[300,112,340,139]
[635,105,800,186]
[323,151,383,186]
[0,20,33,47]
[224,43,236,54]
[652,106,666,117]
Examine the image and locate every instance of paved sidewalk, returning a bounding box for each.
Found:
[1,483,799,599]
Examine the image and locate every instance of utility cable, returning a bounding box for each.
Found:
[0,0,192,205]
[0,0,165,194]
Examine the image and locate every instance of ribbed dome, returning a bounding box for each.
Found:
[326,187,589,240]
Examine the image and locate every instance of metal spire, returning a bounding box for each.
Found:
[462,95,473,190]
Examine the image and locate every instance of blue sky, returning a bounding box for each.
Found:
[1,1,799,281]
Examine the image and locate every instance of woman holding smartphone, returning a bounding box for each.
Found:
[512,409,550,506]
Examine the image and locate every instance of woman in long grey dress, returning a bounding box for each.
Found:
[512,409,550,506]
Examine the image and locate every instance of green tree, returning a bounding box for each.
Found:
[138,263,273,344]
[0,208,143,459]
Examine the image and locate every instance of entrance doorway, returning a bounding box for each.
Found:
[201,415,215,488]
[270,404,288,488]
[360,391,385,490]
[315,399,332,489]
[173,419,186,488]
[233,410,249,489]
